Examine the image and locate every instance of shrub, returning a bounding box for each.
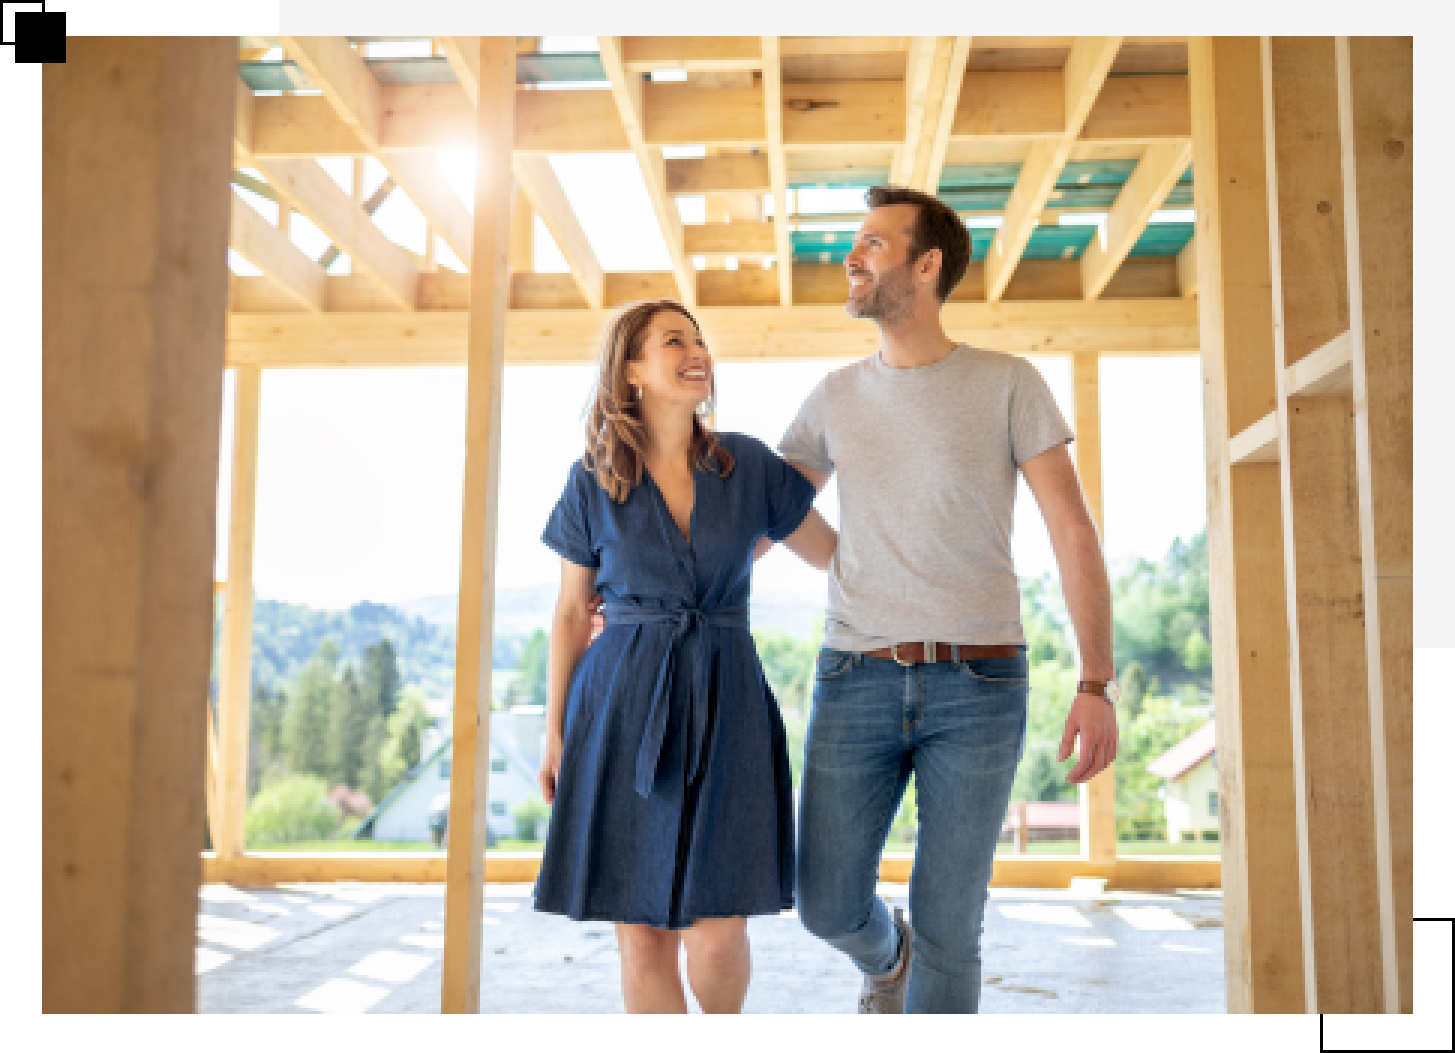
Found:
[245,774,342,847]
[513,796,550,842]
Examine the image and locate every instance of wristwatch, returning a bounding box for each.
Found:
[1077,679,1120,705]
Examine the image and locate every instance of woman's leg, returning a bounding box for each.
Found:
[680,916,751,1013]
[615,923,688,1013]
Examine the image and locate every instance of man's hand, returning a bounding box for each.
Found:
[1058,692,1118,782]
[587,593,604,642]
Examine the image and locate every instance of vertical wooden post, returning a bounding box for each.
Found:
[440,37,514,1015]
[1189,36,1305,1013]
[1263,35,1384,1014]
[42,36,236,1012]
[1335,35,1413,1014]
[215,365,262,860]
[1071,353,1116,866]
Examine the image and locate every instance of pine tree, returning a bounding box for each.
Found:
[361,639,402,719]
[327,664,371,789]
[282,639,338,780]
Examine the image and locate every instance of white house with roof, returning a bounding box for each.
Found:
[1147,721,1220,843]
[357,705,547,844]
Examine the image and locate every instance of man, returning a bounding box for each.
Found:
[773,186,1118,1014]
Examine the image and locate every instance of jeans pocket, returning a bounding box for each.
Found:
[814,649,855,681]
[958,656,1028,683]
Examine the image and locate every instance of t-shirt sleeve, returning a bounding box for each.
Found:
[776,379,834,475]
[1009,358,1075,467]
[757,439,819,543]
[540,460,599,568]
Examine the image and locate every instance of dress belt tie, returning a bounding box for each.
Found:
[603,601,750,799]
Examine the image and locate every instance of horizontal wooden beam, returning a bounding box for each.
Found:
[1229,411,1279,465]
[622,36,762,72]
[201,851,1218,890]
[242,74,1193,159]
[225,298,1199,367]
[665,154,772,194]
[1286,329,1353,397]
[684,221,777,257]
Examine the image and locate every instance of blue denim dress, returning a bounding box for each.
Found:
[533,432,817,929]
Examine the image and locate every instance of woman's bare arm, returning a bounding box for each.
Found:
[540,558,599,803]
[781,509,838,572]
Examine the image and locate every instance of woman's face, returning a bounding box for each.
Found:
[625,310,713,408]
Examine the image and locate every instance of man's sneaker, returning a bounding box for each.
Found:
[857,906,913,1014]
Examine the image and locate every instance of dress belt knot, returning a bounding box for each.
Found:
[602,601,749,798]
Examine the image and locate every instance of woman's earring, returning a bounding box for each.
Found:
[634,385,643,400]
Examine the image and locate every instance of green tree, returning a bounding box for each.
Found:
[1119,660,1149,724]
[513,796,550,842]
[281,639,339,780]
[1114,697,1208,839]
[369,686,433,801]
[1182,627,1212,674]
[248,680,289,796]
[326,665,371,789]
[245,773,342,847]
[361,638,402,719]
[506,629,550,708]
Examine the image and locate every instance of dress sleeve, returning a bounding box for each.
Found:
[540,460,600,568]
[759,440,819,543]
[1009,357,1075,467]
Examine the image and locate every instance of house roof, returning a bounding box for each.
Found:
[1146,721,1217,780]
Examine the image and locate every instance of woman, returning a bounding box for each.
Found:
[533,299,837,1013]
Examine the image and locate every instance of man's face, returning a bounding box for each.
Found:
[844,204,920,324]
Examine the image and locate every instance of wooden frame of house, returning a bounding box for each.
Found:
[43,36,1410,1014]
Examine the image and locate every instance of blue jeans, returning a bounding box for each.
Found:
[796,647,1029,1014]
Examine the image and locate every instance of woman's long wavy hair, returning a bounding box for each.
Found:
[584,299,734,503]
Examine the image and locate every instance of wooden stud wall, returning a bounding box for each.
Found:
[1263,36,1384,1014]
[1189,36,1305,1015]
[1336,35,1414,1015]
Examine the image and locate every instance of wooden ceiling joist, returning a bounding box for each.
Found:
[622,36,762,73]
[1081,139,1194,300]
[890,37,942,186]
[229,191,327,312]
[278,36,473,269]
[761,37,794,306]
[920,37,975,193]
[985,37,1123,303]
[236,148,418,310]
[598,35,696,307]
[665,154,772,194]
[512,156,605,310]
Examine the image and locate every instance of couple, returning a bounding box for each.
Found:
[531,186,1119,1014]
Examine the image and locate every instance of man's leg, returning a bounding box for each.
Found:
[796,650,913,979]
[904,655,1029,1013]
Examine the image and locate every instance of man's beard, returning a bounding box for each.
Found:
[845,261,916,324]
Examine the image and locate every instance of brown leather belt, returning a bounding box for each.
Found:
[863,642,1021,665]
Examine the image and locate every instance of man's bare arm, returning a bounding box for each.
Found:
[1020,442,1118,783]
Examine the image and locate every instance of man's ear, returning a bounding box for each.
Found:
[917,246,942,287]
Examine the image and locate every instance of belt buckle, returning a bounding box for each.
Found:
[890,642,914,666]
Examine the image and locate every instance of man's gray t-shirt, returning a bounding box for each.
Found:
[777,343,1074,651]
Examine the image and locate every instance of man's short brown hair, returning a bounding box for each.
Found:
[865,185,970,302]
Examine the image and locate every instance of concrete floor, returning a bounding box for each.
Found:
[196,881,1226,1014]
